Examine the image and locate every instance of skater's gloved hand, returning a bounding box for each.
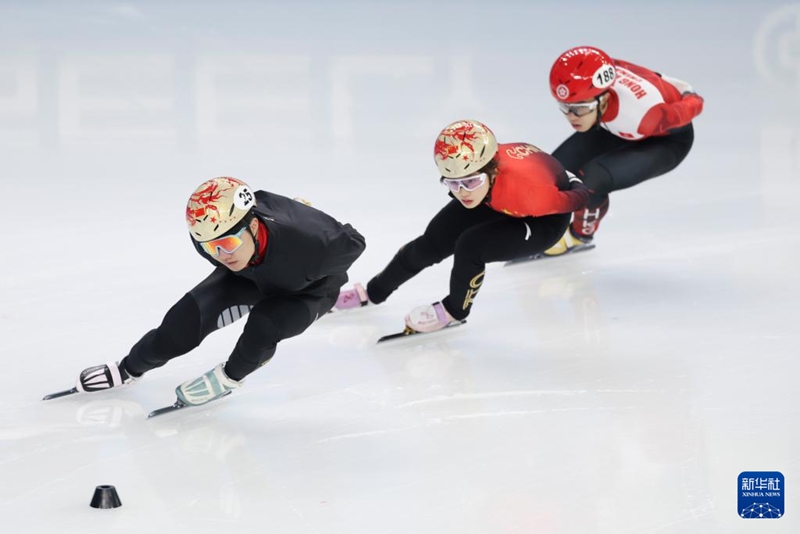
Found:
[175,363,242,406]
[660,74,695,96]
[568,176,588,192]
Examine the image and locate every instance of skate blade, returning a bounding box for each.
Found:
[377,320,466,343]
[147,390,233,419]
[42,387,79,401]
[504,243,595,266]
[147,401,188,419]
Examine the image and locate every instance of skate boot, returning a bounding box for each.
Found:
[543,228,594,257]
[334,282,370,310]
[76,361,139,393]
[176,363,242,406]
[404,301,458,333]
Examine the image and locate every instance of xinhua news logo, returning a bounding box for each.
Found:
[738,471,784,519]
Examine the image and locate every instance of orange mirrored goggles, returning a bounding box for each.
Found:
[199,226,248,257]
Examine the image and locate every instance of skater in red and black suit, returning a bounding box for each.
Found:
[543,46,703,256]
[335,120,589,334]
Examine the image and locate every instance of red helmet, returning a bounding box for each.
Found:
[549,46,616,103]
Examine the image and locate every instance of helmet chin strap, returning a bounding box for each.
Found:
[481,161,499,204]
[592,92,607,130]
[247,217,261,265]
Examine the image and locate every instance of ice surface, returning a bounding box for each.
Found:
[1,1,798,533]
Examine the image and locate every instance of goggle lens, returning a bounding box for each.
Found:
[558,101,598,117]
[442,173,487,193]
[200,226,248,257]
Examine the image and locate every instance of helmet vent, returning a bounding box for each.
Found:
[228,205,235,216]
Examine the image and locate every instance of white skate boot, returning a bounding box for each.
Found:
[404,301,458,333]
[76,361,139,393]
[175,363,242,406]
[334,282,370,310]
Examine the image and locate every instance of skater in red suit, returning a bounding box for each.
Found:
[544,45,703,256]
[335,120,589,334]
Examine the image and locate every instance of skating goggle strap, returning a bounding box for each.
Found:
[441,173,487,193]
[558,100,599,117]
[199,226,248,257]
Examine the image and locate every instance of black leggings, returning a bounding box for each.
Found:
[122,268,337,381]
[367,200,570,320]
[552,124,694,235]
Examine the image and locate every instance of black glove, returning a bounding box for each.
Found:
[568,176,587,192]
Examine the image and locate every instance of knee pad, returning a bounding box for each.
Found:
[229,312,280,376]
[580,161,614,198]
[240,311,281,353]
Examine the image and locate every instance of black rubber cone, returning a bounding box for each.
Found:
[90,485,122,509]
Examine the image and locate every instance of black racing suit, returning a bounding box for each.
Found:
[122,191,366,381]
[553,123,694,238]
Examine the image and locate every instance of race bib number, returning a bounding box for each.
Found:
[592,64,615,89]
[233,186,254,209]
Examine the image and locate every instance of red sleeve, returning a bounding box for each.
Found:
[521,183,588,217]
[488,146,589,217]
[639,92,704,137]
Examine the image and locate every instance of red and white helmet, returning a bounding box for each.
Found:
[434,120,498,178]
[549,46,616,103]
[186,177,256,242]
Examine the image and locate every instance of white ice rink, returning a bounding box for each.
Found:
[1,1,799,533]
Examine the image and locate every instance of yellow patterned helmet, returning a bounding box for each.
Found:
[185,177,256,242]
[434,120,498,178]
